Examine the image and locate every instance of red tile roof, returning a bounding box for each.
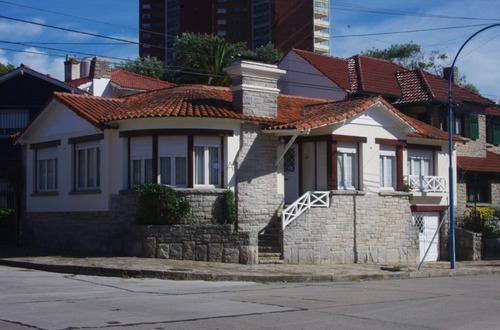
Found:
[457,151,500,173]
[291,49,350,90]
[290,49,406,97]
[17,85,457,144]
[288,49,498,108]
[268,96,463,142]
[65,69,175,92]
[54,92,125,128]
[110,69,175,90]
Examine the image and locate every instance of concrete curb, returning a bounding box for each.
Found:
[1,258,499,283]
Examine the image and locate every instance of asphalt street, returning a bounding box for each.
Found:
[1,266,499,329]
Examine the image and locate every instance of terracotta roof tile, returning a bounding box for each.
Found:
[53,92,125,128]
[291,49,351,90]
[458,151,500,173]
[65,69,175,92]
[110,69,175,90]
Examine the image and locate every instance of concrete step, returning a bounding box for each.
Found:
[258,245,281,253]
[258,252,284,264]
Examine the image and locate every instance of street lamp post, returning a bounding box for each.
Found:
[447,23,500,269]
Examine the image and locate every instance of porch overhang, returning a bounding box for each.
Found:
[262,128,311,166]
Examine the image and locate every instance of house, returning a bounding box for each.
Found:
[14,61,461,264]
[279,48,500,219]
[63,56,175,97]
[0,64,85,245]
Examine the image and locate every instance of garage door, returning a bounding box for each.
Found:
[413,212,440,262]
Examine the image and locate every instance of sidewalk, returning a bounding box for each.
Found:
[1,244,499,282]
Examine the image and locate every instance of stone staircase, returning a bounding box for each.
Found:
[258,221,284,264]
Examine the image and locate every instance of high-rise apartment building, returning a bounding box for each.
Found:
[139,0,330,63]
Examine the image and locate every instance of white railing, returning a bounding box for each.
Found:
[282,191,330,230]
[407,175,447,192]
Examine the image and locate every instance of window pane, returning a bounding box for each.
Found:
[413,159,421,177]
[337,154,343,187]
[422,159,431,176]
[38,160,46,191]
[160,157,172,185]
[208,146,219,185]
[87,149,95,187]
[144,159,153,183]
[194,146,205,185]
[47,159,55,190]
[175,157,187,186]
[96,148,100,187]
[385,156,394,187]
[78,150,86,188]
[379,157,383,187]
[346,153,354,187]
[132,160,141,185]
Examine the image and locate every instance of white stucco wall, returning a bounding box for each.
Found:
[21,105,244,213]
[21,102,109,212]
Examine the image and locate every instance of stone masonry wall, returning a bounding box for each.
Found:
[283,191,419,265]
[236,123,284,233]
[455,227,482,261]
[455,114,487,158]
[20,190,258,263]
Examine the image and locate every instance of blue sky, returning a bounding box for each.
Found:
[1,0,499,101]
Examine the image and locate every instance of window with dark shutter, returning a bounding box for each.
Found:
[469,114,479,139]
[493,122,500,145]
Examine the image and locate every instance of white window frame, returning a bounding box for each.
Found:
[36,147,58,193]
[194,137,221,188]
[130,137,153,186]
[158,136,187,187]
[337,142,357,190]
[380,146,396,190]
[75,141,100,191]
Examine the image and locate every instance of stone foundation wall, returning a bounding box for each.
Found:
[455,227,482,261]
[283,191,419,265]
[19,190,257,264]
[137,225,257,264]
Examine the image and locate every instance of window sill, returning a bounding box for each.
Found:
[31,192,59,197]
[69,189,102,196]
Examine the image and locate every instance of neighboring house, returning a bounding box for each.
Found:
[15,61,461,264]
[279,48,500,219]
[0,65,85,214]
[63,56,175,97]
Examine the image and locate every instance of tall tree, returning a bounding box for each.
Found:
[362,42,479,94]
[116,56,167,80]
[173,33,283,86]
[0,61,15,75]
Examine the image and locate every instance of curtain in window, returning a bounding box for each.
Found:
[194,146,205,185]
[208,146,219,185]
[175,157,187,186]
[160,157,172,185]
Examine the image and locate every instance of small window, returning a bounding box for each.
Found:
[337,142,357,190]
[194,137,221,187]
[75,142,100,190]
[380,146,396,189]
[158,136,187,187]
[217,19,227,25]
[492,122,500,145]
[130,137,153,186]
[217,8,227,14]
[217,30,227,36]
[142,4,150,9]
[36,147,58,193]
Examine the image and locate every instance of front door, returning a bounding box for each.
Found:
[284,144,299,204]
[413,212,440,262]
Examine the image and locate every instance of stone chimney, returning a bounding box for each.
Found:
[64,55,80,82]
[223,61,285,118]
[443,66,458,84]
[89,56,111,80]
[89,57,111,96]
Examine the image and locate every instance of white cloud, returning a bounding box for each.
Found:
[0,17,44,38]
[10,47,64,80]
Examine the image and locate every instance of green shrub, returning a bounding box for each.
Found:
[0,209,15,222]
[220,190,237,225]
[134,184,191,225]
